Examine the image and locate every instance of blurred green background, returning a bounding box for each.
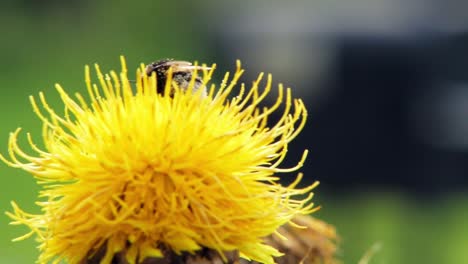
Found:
[1,1,468,263]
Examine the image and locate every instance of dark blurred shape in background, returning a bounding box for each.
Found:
[199,0,468,194]
[1,0,468,263]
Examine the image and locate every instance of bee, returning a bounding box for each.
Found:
[145,59,211,96]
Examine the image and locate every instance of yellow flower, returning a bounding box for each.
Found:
[2,56,318,264]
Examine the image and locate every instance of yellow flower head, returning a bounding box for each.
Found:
[2,57,318,264]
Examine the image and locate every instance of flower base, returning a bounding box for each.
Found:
[81,216,338,264]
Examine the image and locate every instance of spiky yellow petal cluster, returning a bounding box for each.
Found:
[2,56,317,264]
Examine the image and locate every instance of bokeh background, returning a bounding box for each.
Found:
[1,0,468,263]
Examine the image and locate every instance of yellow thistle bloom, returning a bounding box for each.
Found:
[1,56,318,264]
